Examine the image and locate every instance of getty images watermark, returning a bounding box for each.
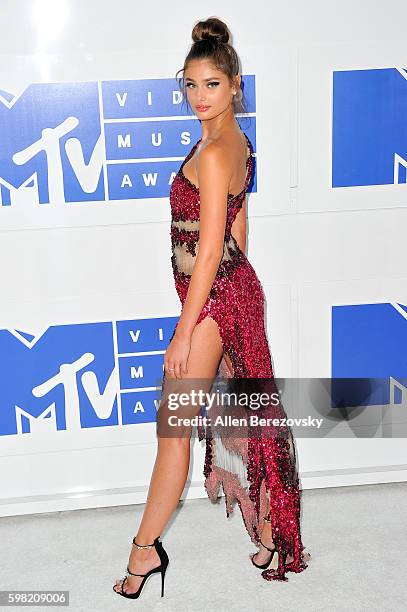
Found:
[165,388,323,429]
[155,376,407,438]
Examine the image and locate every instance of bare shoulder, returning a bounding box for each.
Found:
[194,132,248,196]
[197,138,232,171]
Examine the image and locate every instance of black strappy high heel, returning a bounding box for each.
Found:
[113,536,169,599]
[250,515,277,570]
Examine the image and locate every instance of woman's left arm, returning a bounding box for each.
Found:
[164,142,232,378]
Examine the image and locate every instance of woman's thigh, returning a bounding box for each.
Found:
[157,316,224,437]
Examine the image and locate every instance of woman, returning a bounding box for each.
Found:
[113,16,310,600]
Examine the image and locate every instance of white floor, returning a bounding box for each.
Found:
[0,481,406,611]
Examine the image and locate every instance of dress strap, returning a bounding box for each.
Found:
[243,132,254,155]
[243,133,254,190]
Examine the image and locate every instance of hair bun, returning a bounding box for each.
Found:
[191,17,230,44]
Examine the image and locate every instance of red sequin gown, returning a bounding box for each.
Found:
[167,133,310,581]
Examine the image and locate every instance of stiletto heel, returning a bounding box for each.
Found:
[161,565,166,597]
[113,536,169,600]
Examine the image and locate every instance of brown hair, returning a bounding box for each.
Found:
[175,16,248,115]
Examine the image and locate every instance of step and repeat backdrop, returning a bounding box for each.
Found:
[0,1,406,516]
[0,76,256,228]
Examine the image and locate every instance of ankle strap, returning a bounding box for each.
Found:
[132,536,160,550]
[260,540,276,553]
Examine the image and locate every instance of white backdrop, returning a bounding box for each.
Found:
[0,0,406,517]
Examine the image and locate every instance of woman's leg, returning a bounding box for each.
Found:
[252,512,276,564]
[114,317,224,594]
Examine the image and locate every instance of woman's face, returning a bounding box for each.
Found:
[184,59,237,120]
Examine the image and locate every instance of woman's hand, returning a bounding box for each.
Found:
[164,328,191,379]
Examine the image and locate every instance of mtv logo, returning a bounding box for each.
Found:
[0,322,119,436]
[332,67,407,187]
[0,82,104,207]
[0,316,179,436]
[332,302,407,405]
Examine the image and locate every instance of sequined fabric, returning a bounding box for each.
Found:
[168,134,310,581]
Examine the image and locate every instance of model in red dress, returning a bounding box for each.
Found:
[113,17,310,600]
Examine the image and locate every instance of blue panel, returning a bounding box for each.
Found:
[331,302,407,405]
[116,317,178,353]
[118,354,165,390]
[332,68,407,187]
[121,390,161,425]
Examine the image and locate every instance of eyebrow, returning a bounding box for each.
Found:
[184,77,220,82]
